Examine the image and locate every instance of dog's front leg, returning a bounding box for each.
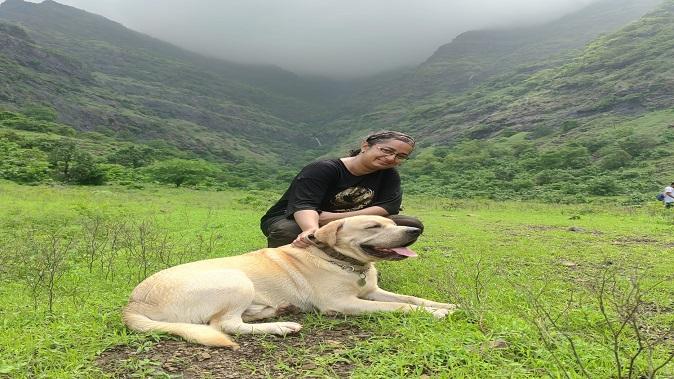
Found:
[324,297,451,319]
[364,288,457,311]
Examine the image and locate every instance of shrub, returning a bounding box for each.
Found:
[144,158,220,187]
[22,104,57,122]
[0,139,50,183]
[599,149,632,170]
[587,176,620,196]
[69,152,106,185]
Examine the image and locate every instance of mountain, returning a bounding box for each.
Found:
[412,0,662,97]
[409,0,674,143]
[321,0,668,146]
[341,0,674,199]
[333,0,661,121]
[0,0,340,163]
[1,0,672,199]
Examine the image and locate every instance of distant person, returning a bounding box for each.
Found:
[260,130,423,248]
[664,182,674,208]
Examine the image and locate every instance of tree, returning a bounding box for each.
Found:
[144,159,219,187]
[69,151,105,185]
[48,140,77,181]
[48,140,104,184]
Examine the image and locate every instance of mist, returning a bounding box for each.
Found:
[37,0,599,78]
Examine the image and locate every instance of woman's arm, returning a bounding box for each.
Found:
[292,206,389,247]
[318,206,389,225]
[291,209,321,247]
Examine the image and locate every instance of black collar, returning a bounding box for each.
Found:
[309,240,367,269]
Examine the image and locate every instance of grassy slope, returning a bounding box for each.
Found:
[329,0,661,125]
[411,0,661,97]
[324,0,673,148]
[0,0,333,163]
[409,0,674,142]
[0,183,672,377]
[315,1,674,200]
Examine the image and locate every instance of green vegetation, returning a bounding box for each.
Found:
[401,109,674,201]
[324,1,674,201]
[0,0,330,164]
[2,0,674,202]
[0,108,297,190]
[0,183,672,377]
[1,1,673,377]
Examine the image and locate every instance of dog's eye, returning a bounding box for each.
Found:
[365,224,381,229]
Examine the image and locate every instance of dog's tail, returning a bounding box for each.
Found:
[122,306,239,349]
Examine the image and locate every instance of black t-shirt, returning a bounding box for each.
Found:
[261,159,402,223]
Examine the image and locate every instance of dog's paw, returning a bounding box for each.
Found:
[425,307,450,319]
[272,322,303,335]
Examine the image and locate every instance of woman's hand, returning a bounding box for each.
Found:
[292,228,318,248]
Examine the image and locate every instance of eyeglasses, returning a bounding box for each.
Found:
[375,146,410,160]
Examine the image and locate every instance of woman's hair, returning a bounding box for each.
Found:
[348,130,416,157]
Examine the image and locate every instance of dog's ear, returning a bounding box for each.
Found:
[311,220,344,246]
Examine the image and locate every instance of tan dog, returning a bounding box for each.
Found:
[123,215,456,349]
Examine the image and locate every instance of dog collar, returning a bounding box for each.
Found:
[308,240,366,267]
[308,240,370,286]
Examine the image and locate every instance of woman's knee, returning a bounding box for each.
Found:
[266,219,302,247]
[388,215,424,233]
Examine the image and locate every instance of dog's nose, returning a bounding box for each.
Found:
[406,227,422,237]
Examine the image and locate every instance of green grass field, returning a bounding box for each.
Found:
[0,181,672,378]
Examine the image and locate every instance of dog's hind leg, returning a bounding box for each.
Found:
[205,277,303,336]
[241,302,301,322]
[241,304,278,322]
[217,316,303,336]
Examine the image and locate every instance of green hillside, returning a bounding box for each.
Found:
[0,0,672,201]
[411,0,661,97]
[410,0,674,141]
[321,0,673,201]
[334,0,661,116]
[0,0,337,164]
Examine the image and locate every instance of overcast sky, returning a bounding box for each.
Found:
[33,0,599,78]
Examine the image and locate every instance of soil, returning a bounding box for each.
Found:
[96,318,371,378]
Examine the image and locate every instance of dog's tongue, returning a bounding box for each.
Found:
[391,247,417,257]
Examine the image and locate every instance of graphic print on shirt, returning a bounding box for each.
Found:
[331,187,374,211]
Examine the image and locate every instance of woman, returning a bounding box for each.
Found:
[260,130,423,248]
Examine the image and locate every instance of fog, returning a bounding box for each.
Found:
[38,0,599,78]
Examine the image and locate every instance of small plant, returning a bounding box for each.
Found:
[20,225,76,313]
[81,213,111,273]
[513,267,674,378]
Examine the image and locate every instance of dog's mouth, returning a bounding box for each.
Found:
[360,243,418,260]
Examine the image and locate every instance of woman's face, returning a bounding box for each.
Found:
[361,139,414,169]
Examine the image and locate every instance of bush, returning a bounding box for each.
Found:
[587,177,620,196]
[69,152,106,185]
[144,158,220,187]
[22,104,57,122]
[599,149,632,170]
[0,139,50,183]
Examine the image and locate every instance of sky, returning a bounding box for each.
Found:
[27,0,599,78]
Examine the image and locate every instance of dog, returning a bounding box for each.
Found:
[123,215,456,349]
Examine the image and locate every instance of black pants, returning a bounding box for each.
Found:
[261,214,424,248]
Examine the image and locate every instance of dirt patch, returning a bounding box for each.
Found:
[97,319,371,378]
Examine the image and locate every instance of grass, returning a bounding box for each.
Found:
[0,181,672,378]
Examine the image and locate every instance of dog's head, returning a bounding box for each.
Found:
[309,215,421,262]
